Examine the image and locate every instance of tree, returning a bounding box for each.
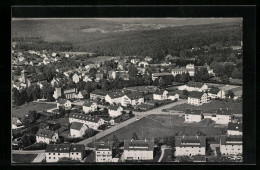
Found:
[101,79,110,91]
[225,90,235,99]
[112,135,120,155]
[83,128,95,138]
[89,68,97,76]
[128,64,138,77]
[77,80,86,91]
[143,74,153,85]
[231,68,242,79]
[227,53,237,62]
[158,77,166,88]
[132,132,139,140]
[174,74,181,82]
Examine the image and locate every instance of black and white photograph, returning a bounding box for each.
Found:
[9,6,255,165]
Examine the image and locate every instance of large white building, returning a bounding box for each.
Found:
[185,109,202,122]
[69,113,104,130]
[83,101,98,114]
[95,141,113,162]
[36,129,59,144]
[70,122,88,138]
[105,92,125,105]
[188,91,208,106]
[178,81,208,92]
[208,88,225,99]
[45,144,85,163]
[108,105,123,118]
[215,108,233,124]
[123,139,154,161]
[153,90,169,100]
[227,122,242,136]
[220,135,242,156]
[121,92,144,106]
[56,98,72,109]
[175,136,206,156]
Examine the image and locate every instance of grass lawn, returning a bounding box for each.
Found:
[167,100,242,114]
[161,149,172,162]
[12,102,57,118]
[84,151,95,162]
[12,154,37,163]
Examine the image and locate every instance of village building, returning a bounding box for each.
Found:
[151,73,172,81]
[82,75,92,83]
[24,73,47,88]
[12,117,23,129]
[69,113,105,130]
[168,91,180,101]
[175,136,206,156]
[138,61,149,68]
[95,141,113,162]
[108,105,123,118]
[227,122,243,136]
[36,129,59,144]
[171,65,194,77]
[43,58,50,65]
[144,56,153,62]
[208,87,226,99]
[70,122,88,138]
[53,88,62,100]
[153,90,169,100]
[83,101,98,114]
[72,74,80,83]
[220,135,242,156]
[64,88,78,99]
[57,98,72,109]
[130,58,140,64]
[187,91,208,106]
[90,89,108,100]
[105,92,125,105]
[178,81,208,92]
[185,109,203,122]
[77,90,88,99]
[121,92,144,106]
[51,78,62,87]
[95,73,104,82]
[103,117,115,126]
[123,139,154,161]
[69,144,85,161]
[215,108,233,124]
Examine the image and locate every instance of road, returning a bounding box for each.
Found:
[78,99,187,146]
[158,145,171,162]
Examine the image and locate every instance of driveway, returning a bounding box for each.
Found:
[158,145,171,162]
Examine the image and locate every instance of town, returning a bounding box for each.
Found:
[12,18,243,164]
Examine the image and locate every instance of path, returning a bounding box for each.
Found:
[158,145,170,162]
[32,153,46,163]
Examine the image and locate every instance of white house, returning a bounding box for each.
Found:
[185,109,202,122]
[36,129,59,144]
[178,81,208,92]
[153,90,168,100]
[138,61,149,68]
[83,101,98,114]
[77,90,88,99]
[64,88,78,99]
[51,78,61,87]
[121,92,144,106]
[123,139,154,161]
[208,88,225,99]
[95,141,113,162]
[215,108,232,125]
[90,89,108,100]
[69,144,85,161]
[188,91,208,106]
[72,74,80,83]
[220,135,242,156]
[69,113,104,130]
[227,122,242,136]
[12,117,23,129]
[70,122,88,138]
[105,92,125,105]
[108,105,123,118]
[53,88,62,100]
[175,136,206,156]
[57,98,72,109]
[168,91,180,101]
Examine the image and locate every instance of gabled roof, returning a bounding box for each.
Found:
[185,109,202,115]
[64,88,77,94]
[107,92,125,99]
[83,101,96,107]
[36,129,56,139]
[109,105,122,111]
[12,117,21,125]
[220,135,242,145]
[70,144,85,152]
[152,73,172,77]
[69,113,102,123]
[90,89,108,96]
[175,136,206,147]
[79,90,88,96]
[154,89,167,95]
[124,139,154,151]
[95,141,113,151]
[168,91,179,96]
[227,122,242,132]
[216,108,232,115]
[125,92,143,100]
[187,81,205,88]
[57,98,70,104]
[209,88,221,94]
[45,144,71,153]
[28,74,47,83]
[188,91,205,99]
[70,122,85,130]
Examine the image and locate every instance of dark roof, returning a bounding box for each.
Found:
[124,140,154,151]
[36,129,55,139]
[95,141,113,151]
[79,90,88,96]
[90,89,108,96]
[64,88,77,94]
[154,89,167,95]
[109,105,122,111]
[45,144,84,153]
[83,101,96,107]
[227,122,242,132]
[70,144,85,152]
[28,74,47,83]
[188,91,205,99]
[187,81,205,88]
[135,103,152,110]
[175,136,206,147]
[216,108,232,115]
[209,88,221,94]
[220,135,242,145]
[125,92,144,100]
[70,122,84,130]
[145,100,157,105]
[168,91,179,96]
[185,109,202,115]
[57,98,70,104]
[69,113,102,123]
[107,92,125,99]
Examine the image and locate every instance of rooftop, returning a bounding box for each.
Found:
[220,135,242,145]
[175,136,206,147]
[227,122,242,132]
[36,129,55,139]
[69,113,101,123]
[187,81,205,88]
[95,141,113,151]
[107,91,125,99]
[70,122,85,130]
[185,109,202,115]
[124,139,154,151]
[216,108,232,115]
[188,91,205,99]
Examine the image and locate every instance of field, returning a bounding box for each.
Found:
[12,154,37,163]
[12,102,57,118]
[94,114,225,143]
[167,100,242,114]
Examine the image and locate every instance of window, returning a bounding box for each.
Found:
[53,153,55,155]
[72,153,74,155]
[49,153,51,155]
[76,153,78,155]
[54,157,55,159]
[49,157,51,159]
[58,153,60,155]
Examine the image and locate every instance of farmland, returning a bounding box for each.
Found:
[12,154,37,163]
[12,102,56,118]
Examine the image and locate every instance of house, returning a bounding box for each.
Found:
[43,58,50,65]
[152,73,172,81]
[185,109,202,122]
[53,88,62,100]
[220,135,242,156]
[77,90,88,99]
[215,108,233,124]
[121,92,144,106]
[153,90,168,100]
[168,91,180,101]
[103,117,115,126]
[26,74,47,88]
[227,122,242,136]
[108,105,123,118]
[178,81,208,92]
[36,129,59,144]
[95,141,113,162]
[117,61,126,71]
[135,103,152,111]
[123,139,154,161]
[69,113,105,130]
[83,101,98,113]
[51,78,61,87]
[118,72,130,80]
[70,122,88,138]
[45,144,85,163]
[105,92,125,105]
[83,75,92,83]
[138,61,149,68]
[172,68,193,77]
[95,73,104,82]
[72,74,80,83]
[187,91,208,106]
[90,89,108,100]
[231,86,243,100]
[57,98,72,109]
[144,56,153,62]
[175,136,206,156]
[130,58,140,64]
[64,88,78,99]
[12,117,23,129]
[30,60,39,66]
[208,88,225,99]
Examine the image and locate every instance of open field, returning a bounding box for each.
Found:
[12,102,56,118]
[12,154,37,163]
[167,100,242,114]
